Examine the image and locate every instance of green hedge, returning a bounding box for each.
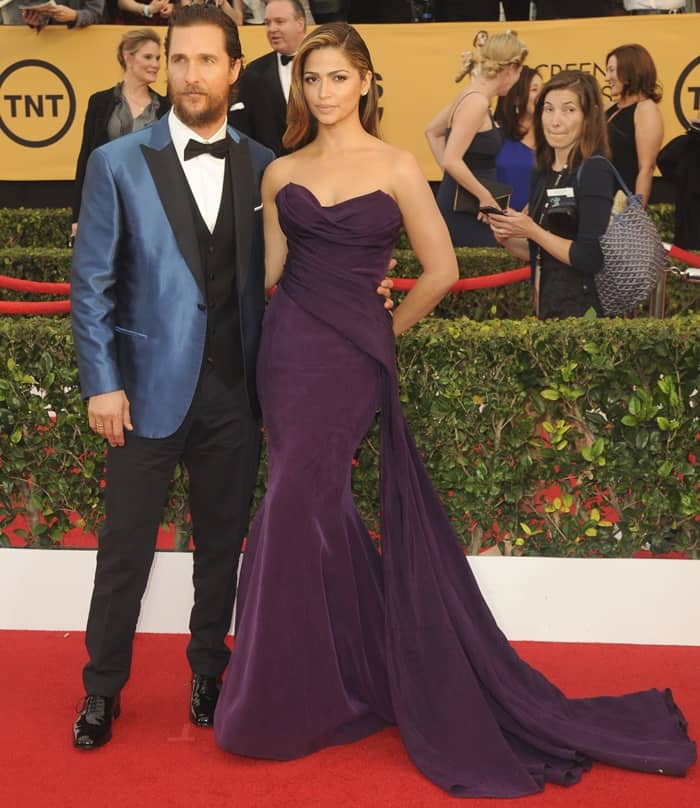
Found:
[2,315,697,556]
[0,208,72,249]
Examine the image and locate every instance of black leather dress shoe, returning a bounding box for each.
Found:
[190,674,221,727]
[73,694,121,750]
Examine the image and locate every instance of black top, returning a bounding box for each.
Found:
[658,126,700,249]
[73,85,169,221]
[528,156,615,319]
[606,103,638,193]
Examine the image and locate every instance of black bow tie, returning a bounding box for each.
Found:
[183,137,228,161]
[280,53,294,66]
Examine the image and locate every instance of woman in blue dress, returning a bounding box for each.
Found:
[426,30,527,247]
[495,65,542,211]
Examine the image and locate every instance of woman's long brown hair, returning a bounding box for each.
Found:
[283,22,380,151]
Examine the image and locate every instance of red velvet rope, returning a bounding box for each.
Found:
[391,266,531,291]
[667,245,700,268]
[1,244,697,316]
[0,274,71,294]
[0,300,70,315]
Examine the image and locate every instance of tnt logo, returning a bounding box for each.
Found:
[674,56,700,130]
[0,59,76,148]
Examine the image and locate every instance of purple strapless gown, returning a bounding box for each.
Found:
[214,183,695,797]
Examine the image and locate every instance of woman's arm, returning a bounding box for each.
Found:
[489,159,614,272]
[634,99,664,206]
[118,0,166,16]
[218,0,244,25]
[441,93,502,210]
[260,160,289,289]
[425,103,450,168]
[494,233,530,262]
[391,152,459,336]
[488,210,572,265]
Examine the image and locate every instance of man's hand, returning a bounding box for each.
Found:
[88,390,133,448]
[43,4,78,22]
[376,258,396,311]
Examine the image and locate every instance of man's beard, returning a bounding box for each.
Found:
[169,84,229,128]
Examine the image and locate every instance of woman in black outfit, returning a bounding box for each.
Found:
[485,70,615,319]
[605,43,663,206]
[72,28,170,235]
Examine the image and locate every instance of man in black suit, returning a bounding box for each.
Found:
[228,0,307,155]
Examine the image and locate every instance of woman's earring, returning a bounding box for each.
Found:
[515,104,520,115]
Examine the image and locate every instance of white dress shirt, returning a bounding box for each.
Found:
[277,53,293,103]
[169,110,227,234]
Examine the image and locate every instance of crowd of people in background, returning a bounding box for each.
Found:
[1,0,696,27]
[4,0,696,305]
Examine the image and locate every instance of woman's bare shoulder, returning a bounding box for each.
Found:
[262,154,300,195]
[386,145,422,177]
[635,97,663,119]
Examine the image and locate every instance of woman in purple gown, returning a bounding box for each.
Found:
[213,23,696,798]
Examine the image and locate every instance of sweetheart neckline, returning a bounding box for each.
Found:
[279,182,399,211]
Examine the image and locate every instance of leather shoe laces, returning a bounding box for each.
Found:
[77,695,115,722]
[73,693,120,750]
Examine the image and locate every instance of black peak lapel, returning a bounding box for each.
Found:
[228,137,254,292]
[141,142,205,292]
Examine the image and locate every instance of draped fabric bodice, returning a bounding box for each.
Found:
[277,182,401,292]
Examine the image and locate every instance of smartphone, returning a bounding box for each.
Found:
[478,205,506,216]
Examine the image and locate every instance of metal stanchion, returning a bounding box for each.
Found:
[651,270,668,318]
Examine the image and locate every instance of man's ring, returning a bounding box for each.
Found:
[96,422,104,429]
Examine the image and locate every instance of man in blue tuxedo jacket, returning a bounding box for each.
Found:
[70,6,275,749]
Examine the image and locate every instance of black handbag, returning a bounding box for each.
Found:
[543,201,578,240]
[453,179,512,215]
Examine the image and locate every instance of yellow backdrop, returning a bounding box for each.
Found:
[0,15,698,182]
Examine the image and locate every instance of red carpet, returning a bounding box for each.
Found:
[2,632,697,808]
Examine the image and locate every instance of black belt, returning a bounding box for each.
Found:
[628,8,685,13]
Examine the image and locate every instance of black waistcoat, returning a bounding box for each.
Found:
[186,161,243,388]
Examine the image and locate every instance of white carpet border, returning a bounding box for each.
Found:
[1,549,698,645]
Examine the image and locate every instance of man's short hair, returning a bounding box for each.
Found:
[165,4,243,62]
[265,0,306,20]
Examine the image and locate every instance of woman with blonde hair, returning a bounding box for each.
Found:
[72,28,169,235]
[213,23,694,798]
[426,29,527,246]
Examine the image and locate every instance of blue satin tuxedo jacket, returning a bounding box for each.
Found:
[71,115,274,438]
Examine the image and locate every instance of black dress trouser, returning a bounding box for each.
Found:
[83,366,261,696]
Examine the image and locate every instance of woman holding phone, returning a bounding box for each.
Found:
[486,70,616,319]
